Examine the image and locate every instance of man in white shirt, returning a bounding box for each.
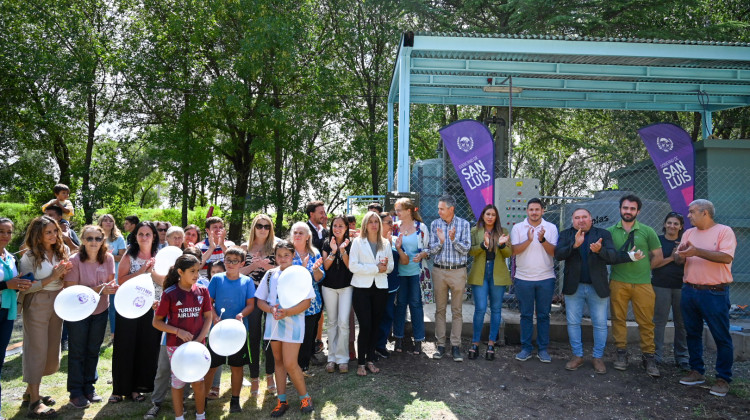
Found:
[510,198,558,363]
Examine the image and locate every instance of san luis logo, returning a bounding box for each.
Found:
[457,136,474,153]
[656,137,674,152]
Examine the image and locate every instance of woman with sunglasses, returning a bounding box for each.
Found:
[98,214,126,337]
[239,214,278,395]
[0,218,32,419]
[651,212,689,370]
[288,222,324,377]
[18,216,72,418]
[63,225,118,408]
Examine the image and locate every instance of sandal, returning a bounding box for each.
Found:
[338,363,349,373]
[356,365,367,376]
[394,338,403,353]
[250,378,260,396]
[365,362,380,374]
[27,400,56,418]
[413,341,422,355]
[22,395,56,408]
[467,344,479,360]
[485,344,495,361]
[107,395,123,404]
[207,387,221,400]
[131,393,146,402]
[325,362,336,373]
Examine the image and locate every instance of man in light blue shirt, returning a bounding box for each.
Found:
[426,195,471,362]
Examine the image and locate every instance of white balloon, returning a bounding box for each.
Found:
[114,274,155,319]
[153,246,184,276]
[54,285,100,322]
[171,341,211,383]
[208,319,247,356]
[277,265,313,309]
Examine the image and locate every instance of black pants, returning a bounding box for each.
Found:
[112,309,160,395]
[353,284,389,365]
[247,304,274,377]
[298,312,321,370]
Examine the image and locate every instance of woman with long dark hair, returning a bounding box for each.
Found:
[0,218,32,417]
[110,221,161,403]
[239,214,278,394]
[467,204,512,360]
[651,211,689,369]
[18,216,71,417]
[349,211,393,376]
[63,225,117,408]
[320,215,352,373]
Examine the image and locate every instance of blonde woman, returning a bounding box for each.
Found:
[288,222,324,377]
[18,216,72,418]
[240,214,278,394]
[349,211,393,376]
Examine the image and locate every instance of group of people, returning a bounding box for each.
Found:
[0,183,739,419]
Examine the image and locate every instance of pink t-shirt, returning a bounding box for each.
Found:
[64,253,116,315]
[681,224,736,285]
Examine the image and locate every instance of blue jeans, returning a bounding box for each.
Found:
[0,307,15,411]
[565,283,609,358]
[377,291,397,349]
[682,285,734,382]
[393,275,425,341]
[471,260,506,343]
[67,310,109,397]
[515,277,555,352]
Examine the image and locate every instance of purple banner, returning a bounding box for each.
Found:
[440,119,495,221]
[638,123,695,228]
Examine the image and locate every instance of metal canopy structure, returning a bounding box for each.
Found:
[386,32,750,192]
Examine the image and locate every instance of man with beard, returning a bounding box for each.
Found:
[607,195,663,377]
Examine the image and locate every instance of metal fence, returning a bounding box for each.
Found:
[410,152,750,321]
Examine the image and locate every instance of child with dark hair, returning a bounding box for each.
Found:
[42,184,74,221]
[153,255,212,420]
[257,240,316,416]
[203,247,254,414]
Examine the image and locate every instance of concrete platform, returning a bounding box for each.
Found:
[406,302,749,361]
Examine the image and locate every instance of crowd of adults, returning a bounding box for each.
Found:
[0,183,739,419]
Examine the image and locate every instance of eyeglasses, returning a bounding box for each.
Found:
[157,228,168,232]
[84,236,104,242]
[225,259,242,265]
[255,224,271,230]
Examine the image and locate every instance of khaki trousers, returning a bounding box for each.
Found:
[610,279,655,354]
[22,289,63,383]
[433,267,466,347]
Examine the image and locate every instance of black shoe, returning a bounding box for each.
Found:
[374,348,390,359]
[314,340,324,354]
[270,399,289,417]
[433,346,446,359]
[485,345,495,361]
[394,338,403,353]
[467,344,479,360]
[413,341,422,355]
[143,403,161,420]
[452,346,463,362]
[230,397,242,413]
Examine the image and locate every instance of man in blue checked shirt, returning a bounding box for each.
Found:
[424,195,471,362]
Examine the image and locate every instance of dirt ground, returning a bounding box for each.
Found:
[334,338,750,420]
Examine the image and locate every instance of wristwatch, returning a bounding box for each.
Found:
[540,236,546,243]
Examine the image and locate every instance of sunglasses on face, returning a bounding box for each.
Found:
[84,236,104,242]
[256,224,271,230]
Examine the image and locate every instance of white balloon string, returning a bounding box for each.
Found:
[98,280,115,295]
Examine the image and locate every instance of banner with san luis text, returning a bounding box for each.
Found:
[637,122,695,228]
[440,119,494,221]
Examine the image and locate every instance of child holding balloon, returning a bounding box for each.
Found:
[256,240,316,417]
[153,255,212,420]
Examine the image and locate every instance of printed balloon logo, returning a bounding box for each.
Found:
[133,296,146,308]
[77,293,89,304]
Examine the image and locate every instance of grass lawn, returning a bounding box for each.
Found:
[1,338,455,420]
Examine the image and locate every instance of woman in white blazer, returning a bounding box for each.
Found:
[348,211,393,376]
